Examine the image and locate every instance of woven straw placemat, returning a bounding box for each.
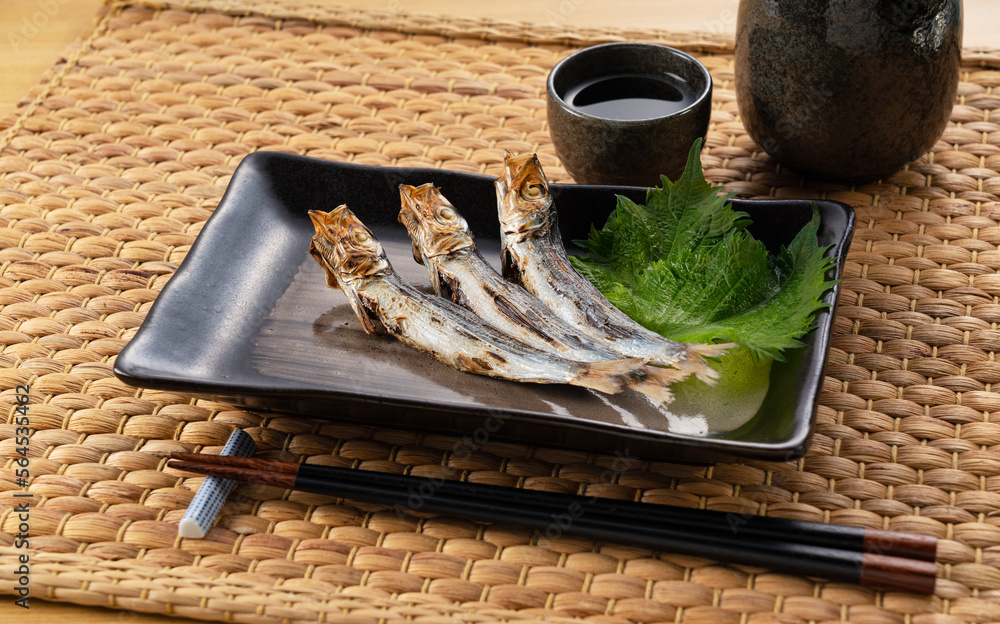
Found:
[2,0,1000,622]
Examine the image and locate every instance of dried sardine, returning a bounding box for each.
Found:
[309,205,664,396]
[495,152,731,383]
[398,182,683,403]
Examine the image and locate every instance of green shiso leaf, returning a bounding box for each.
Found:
[570,139,838,362]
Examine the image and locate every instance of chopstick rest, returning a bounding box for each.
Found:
[176,430,256,539]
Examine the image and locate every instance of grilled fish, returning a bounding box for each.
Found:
[495,152,731,383]
[308,205,663,396]
[398,183,683,403]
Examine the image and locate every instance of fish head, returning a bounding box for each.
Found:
[398,183,475,261]
[495,151,556,237]
[309,206,391,286]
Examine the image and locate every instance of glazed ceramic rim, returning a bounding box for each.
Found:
[546,41,713,124]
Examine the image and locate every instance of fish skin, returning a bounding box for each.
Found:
[398,183,684,403]
[308,205,661,397]
[494,152,732,384]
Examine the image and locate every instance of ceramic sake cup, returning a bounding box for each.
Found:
[546,42,713,187]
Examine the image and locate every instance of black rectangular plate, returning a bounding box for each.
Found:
[114,153,854,462]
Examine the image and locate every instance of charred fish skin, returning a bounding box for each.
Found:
[398,182,598,355]
[495,152,731,383]
[308,206,655,396]
[397,183,684,403]
[395,182,477,304]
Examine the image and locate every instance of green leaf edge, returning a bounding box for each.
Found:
[570,138,840,362]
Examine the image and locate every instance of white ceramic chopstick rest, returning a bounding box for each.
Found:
[177,429,256,539]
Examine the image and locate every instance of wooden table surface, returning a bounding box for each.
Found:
[2,1,997,622]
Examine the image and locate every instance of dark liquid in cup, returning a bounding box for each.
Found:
[565,73,697,120]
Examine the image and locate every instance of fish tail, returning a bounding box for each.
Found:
[673,357,719,385]
[572,357,645,395]
[630,381,675,404]
[628,365,688,404]
[690,342,736,359]
[670,342,736,385]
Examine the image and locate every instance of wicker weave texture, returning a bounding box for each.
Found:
[1,0,1000,622]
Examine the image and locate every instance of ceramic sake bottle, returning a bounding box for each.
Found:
[735,0,963,182]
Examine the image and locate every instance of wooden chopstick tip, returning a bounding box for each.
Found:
[860,553,938,595]
[169,452,300,473]
[167,459,298,489]
[166,459,217,476]
[863,528,938,563]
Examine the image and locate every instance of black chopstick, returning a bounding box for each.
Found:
[168,453,938,594]
[169,452,937,561]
